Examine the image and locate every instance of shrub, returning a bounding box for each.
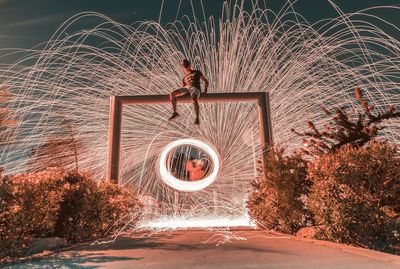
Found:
[307,141,400,249]
[247,149,312,234]
[0,169,142,259]
[55,172,142,242]
[0,169,65,258]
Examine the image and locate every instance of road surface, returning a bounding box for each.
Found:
[6,229,400,269]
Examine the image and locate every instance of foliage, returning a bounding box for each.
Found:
[0,169,142,259]
[0,169,65,258]
[29,117,81,172]
[247,149,312,234]
[0,86,18,151]
[292,88,400,156]
[55,172,142,242]
[307,141,400,249]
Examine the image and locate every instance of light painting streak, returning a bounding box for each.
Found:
[0,1,399,229]
[158,138,220,192]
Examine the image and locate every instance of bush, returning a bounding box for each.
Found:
[0,169,142,259]
[0,169,65,258]
[247,149,312,234]
[55,172,142,242]
[307,141,400,249]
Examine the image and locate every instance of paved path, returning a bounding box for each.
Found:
[7,229,400,269]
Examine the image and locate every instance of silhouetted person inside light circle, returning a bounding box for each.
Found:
[169,59,209,125]
[185,159,206,181]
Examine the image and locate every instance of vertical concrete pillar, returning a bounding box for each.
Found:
[107,96,122,183]
[257,92,273,174]
[257,92,273,153]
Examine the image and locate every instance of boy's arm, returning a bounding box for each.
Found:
[186,161,194,172]
[200,73,209,93]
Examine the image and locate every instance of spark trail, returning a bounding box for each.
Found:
[0,1,399,227]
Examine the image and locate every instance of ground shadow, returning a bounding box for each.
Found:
[73,235,292,255]
[6,233,294,268]
[6,252,142,269]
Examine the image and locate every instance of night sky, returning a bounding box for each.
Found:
[0,0,399,52]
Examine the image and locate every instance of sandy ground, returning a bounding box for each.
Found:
[5,229,400,269]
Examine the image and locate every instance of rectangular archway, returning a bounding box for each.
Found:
[107,92,273,183]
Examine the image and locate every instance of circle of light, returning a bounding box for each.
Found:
[159,138,220,192]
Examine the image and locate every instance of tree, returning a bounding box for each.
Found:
[0,85,18,175]
[29,117,81,172]
[0,85,18,146]
[292,87,400,156]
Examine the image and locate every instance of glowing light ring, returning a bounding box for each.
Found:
[159,138,220,192]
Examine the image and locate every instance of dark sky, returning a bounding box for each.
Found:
[0,0,399,51]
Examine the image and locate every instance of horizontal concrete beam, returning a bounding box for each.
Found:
[117,92,265,105]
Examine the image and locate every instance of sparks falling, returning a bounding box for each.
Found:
[0,1,399,228]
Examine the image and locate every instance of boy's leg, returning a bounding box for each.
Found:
[191,90,200,125]
[169,88,189,120]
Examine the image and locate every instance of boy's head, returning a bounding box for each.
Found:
[180,59,191,71]
[195,160,204,170]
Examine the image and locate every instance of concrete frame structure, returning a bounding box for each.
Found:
[107,92,273,183]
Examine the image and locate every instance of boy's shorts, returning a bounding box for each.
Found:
[177,86,201,97]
